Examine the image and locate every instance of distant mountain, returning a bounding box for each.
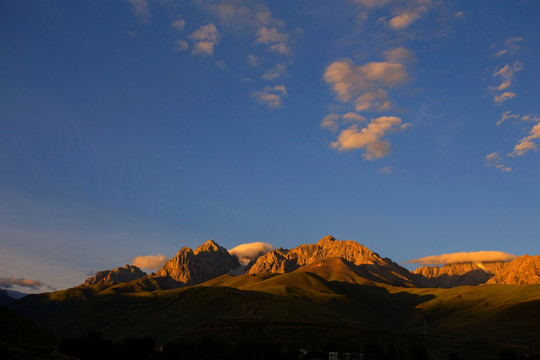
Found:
[0,288,15,306]
[151,239,241,287]
[248,235,415,286]
[82,264,147,286]
[487,255,540,284]
[414,261,507,288]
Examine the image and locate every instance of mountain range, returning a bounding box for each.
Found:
[82,235,540,288]
[5,235,540,359]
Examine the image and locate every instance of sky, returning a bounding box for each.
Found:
[1,0,539,292]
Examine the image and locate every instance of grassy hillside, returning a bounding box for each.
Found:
[9,263,540,359]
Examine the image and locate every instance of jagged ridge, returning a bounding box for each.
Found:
[83,264,147,286]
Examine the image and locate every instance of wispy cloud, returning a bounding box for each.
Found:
[490,61,523,105]
[261,64,287,80]
[509,121,540,157]
[174,39,189,51]
[0,277,55,291]
[251,85,287,109]
[172,19,186,32]
[247,54,259,67]
[485,152,512,172]
[408,251,517,265]
[132,254,168,271]
[126,0,151,23]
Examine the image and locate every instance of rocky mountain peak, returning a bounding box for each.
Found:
[152,240,240,287]
[247,235,414,285]
[317,235,337,244]
[82,265,147,286]
[487,255,540,284]
[194,239,225,254]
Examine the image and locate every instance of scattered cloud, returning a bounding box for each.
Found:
[126,0,151,22]
[251,85,287,109]
[454,11,465,19]
[383,47,416,66]
[229,242,274,266]
[132,254,168,271]
[490,62,522,104]
[485,152,512,172]
[189,23,220,56]
[342,112,367,123]
[378,166,394,174]
[261,64,287,80]
[495,36,526,57]
[270,42,290,55]
[172,19,186,32]
[330,116,409,159]
[509,121,540,157]
[174,39,189,51]
[408,251,517,265]
[324,58,409,106]
[247,54,259,67]
[321,113,341,132]
[216,60,227,69]
[494,91,517,105]
[0,277,55,291]
[256,26,290,55]
[352,0,396,9]
[389,10,422,30]
[497,110,520,126]
[255,26,289,44]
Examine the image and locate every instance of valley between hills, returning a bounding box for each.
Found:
[2,236,540,360]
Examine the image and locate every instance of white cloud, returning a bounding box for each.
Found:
[251,85,287,109]
[409,251,517,265]
[127,0,150,22]
[330,116,408,159]
[509,122,540,157]
[189,23,220,56]
[321,113,340,132]
[229,242,274,266]
[247,54,259,67]
[172,19,186,32]
[261,64,287,80]
[132,254,168,271]
[174,39,189,51]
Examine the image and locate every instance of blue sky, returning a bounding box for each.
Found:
[1,0,539,291]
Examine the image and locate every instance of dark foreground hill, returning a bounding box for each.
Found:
[10,256,540,359]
